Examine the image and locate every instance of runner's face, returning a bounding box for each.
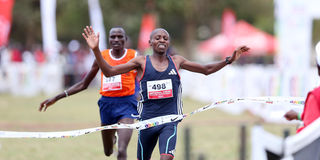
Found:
[109,28,126,50]
[150,30,170,54]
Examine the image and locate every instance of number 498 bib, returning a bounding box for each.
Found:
[147,79,173,99]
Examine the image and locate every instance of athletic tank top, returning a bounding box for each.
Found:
[99,49,137,97]
[138,55,183,120]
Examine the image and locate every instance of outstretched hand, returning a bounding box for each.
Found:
[82,26,100,50]
[284,110,299,121]
[230,46,250,63]
[39,97,57,112]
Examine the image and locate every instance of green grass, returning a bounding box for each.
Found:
[0,89,297,160]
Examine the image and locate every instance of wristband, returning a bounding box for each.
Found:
[225,56,232,64]
[297,113,301,120]
[64,90,69,97]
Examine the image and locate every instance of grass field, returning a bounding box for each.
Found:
[0,89,297,160]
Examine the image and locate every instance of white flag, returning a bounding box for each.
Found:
[88,0,107,50]
[40,0,58,62]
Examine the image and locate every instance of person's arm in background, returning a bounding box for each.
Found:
[284,94,320,123]
[284,110,300,121]
[39,61,99,112]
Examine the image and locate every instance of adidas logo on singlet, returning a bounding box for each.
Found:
[168,69,177,75]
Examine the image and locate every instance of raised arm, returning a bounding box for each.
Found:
[175,46,249,75]
[82,26,140,76]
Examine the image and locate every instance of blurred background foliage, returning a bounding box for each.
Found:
[10,0,275,51]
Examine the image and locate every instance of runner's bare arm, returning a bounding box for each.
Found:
[39,60,99,112]
[173,46,249,75]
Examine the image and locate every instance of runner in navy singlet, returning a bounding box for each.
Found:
[137,55,182,159]
[83,26,250,160]
[138,55,182,120]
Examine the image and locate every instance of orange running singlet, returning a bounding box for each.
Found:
[99,49,137,97]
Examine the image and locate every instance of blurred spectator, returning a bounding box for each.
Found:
[284,43,320,133]
[22,50,36,65]
[60,43,76,88]
[82,45,94,76]
[11,47,22,62]
[59,40,93,88]
[0,47,10,67]
[34,47,46,64]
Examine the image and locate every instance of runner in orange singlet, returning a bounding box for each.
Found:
[39,27,138,160]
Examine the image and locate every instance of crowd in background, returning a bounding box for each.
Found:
[0,40,95,89]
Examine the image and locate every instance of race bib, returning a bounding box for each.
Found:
[102,75,122,91]
[147,79,173,99]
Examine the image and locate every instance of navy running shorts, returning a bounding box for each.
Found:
[98,95,138,125]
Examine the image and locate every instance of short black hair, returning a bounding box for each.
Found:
[109,26,126,36]
[149,28,170,40]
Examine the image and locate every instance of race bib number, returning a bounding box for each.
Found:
[147,79,173,99]
[102,75,122,91]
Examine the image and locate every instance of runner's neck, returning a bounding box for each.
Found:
[111,49,125,59]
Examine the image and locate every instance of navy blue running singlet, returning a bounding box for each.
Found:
[138,55,183,120]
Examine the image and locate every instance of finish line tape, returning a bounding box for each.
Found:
[0,114,184,138]
[0,96,304,138]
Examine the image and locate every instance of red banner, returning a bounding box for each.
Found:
[138,14,156,53]
[0,0,15,47]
